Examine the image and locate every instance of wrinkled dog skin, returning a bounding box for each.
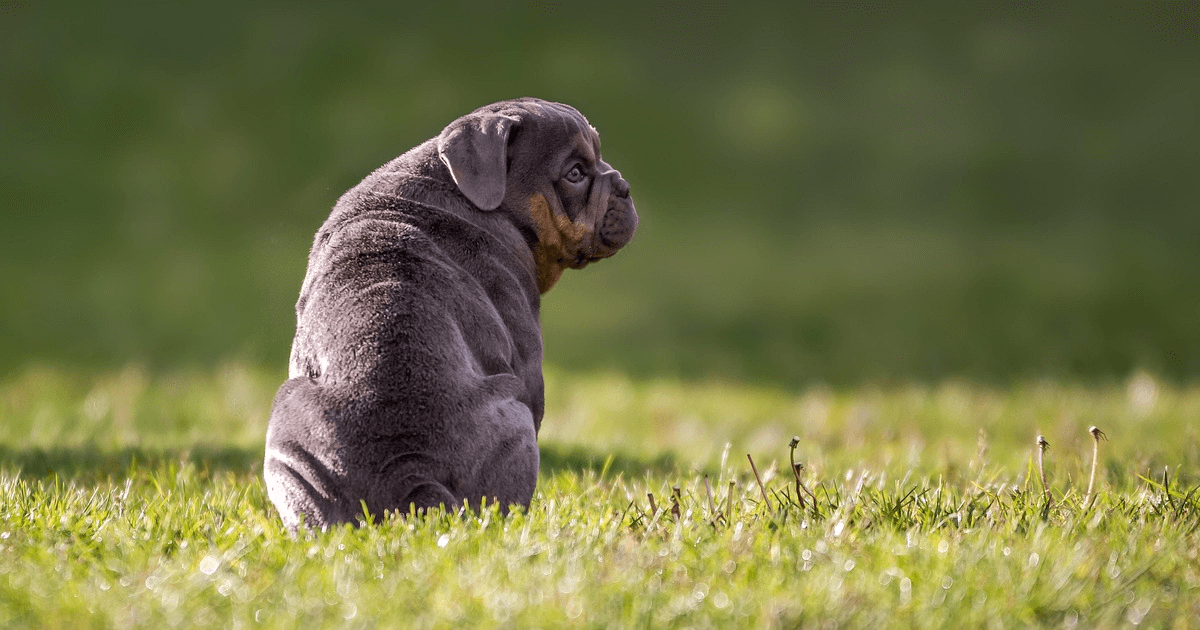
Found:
[264,99,637,529]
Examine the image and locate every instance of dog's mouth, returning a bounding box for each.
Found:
[569,249,608,269]
[571,216,635,268]
[596,202,638,250]
[562,195,637,270]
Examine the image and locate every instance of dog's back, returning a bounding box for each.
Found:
[265,142,543,528]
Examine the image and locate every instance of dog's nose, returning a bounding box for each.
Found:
[614,176,630,199]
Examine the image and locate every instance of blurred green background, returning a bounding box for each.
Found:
[3,2,1198,387]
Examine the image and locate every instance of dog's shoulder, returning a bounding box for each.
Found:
[295,150,540,338]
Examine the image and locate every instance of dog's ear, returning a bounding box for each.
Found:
[437,112,520,211]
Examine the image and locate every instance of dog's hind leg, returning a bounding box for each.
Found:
[369,478,460,518]
[264,377,357,529]
[365,451,461,518]
[480,426,540,513]
[264,446,356,529]
[464,397,540,513]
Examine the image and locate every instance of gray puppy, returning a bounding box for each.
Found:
[264,98,638,529]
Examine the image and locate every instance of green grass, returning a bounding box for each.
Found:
[5,4,1200,626]
[3,365,1199,628]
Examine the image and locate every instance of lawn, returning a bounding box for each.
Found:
[2,365,1198,628]
[4,3,1200,628]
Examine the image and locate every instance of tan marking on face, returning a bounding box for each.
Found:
[528,193,594,294]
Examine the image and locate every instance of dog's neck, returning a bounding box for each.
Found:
[392,143,592,296]
[525,193,591,294]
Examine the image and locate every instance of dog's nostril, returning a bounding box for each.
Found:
[614,178,630,199]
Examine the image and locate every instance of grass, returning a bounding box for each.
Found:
[2,365,1199,628]
[5,4,1200,625]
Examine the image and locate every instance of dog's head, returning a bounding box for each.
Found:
[437,98,638,294]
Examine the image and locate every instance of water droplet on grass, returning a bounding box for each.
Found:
[198,556,219,575]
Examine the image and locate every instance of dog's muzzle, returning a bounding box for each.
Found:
[598,176,638,251]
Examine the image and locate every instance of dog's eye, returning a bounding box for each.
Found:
[564,165,586,184]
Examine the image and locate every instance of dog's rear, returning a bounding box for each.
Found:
[265,150,543,528]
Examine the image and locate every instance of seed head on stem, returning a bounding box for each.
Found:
[788,436,805,509]
[788,435,816,508]
[1085,425,1107,503]
[1036,434,1052,504]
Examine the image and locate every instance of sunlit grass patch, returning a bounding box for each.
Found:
[2,457,1197,628]
[541,366,1200,489]
[1,365,1199,627]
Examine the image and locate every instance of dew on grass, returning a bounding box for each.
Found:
[879,568,897,586]
[899,577,912,605]
[1126,598,1152,625]
[557,576,579,594]
[198,555,219,575]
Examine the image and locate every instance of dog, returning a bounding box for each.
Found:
[263,98,638,529]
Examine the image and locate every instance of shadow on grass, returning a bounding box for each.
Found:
[539,443,681,478]
[0,441,691,487]
[0,444,263,482]
[1,443,685,484]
